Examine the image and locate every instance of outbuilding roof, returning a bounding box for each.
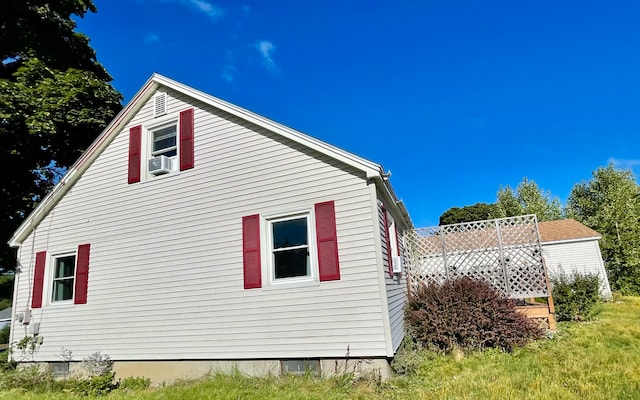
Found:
[0,307,11,321]
[538,219,601,243]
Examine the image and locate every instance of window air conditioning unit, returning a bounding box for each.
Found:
[392,256,403,274]
[148,155,171,175]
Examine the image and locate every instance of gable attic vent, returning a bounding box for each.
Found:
[154,92,167,117]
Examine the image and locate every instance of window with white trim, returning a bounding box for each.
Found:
[51,253,76,302]
[243,201,340,289]
[267,213,314,282]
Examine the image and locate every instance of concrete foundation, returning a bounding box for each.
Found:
[29,358,394,386]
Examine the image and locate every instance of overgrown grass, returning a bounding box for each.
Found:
[392,296,640,399]
[1,297,639,400]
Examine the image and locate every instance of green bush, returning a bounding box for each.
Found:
[390,332,426,375]
[119,376,151,391]
[82,351,113,376]
[406,278,544,353]
[0,365,55,391]
[60,351,117,396]
[67,372,116,396]
[551,272,601,322]
[0,349,17,371]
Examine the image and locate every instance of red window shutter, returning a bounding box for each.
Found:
[242,215,261,289]
[179,108,195,171]
[74,244,91,304]
[315,201,340,281]
[128,125,142,184]
[31,251,47,309]
[382,205,394,278]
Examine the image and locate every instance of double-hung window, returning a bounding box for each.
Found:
[52,254,76,302]
[268,214,313,282]
[151,124,177,158]
[242,201,340,290]
[30,244,90,308]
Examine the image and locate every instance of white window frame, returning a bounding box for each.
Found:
[49,251,77,304]
[145,114,180,178]
[263,209,319,287]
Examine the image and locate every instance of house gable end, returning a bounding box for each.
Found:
[10,79,392,361]
[10,74,393,248]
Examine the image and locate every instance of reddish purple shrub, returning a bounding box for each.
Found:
[406,278,543,352]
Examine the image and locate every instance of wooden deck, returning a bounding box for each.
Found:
[516,300,556,330]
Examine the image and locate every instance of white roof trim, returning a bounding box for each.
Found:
[9,73,399,247]
[151,74,382,178]
[541,236,601,246]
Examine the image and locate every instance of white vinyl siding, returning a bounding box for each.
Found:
[542,239,612,298]
[11,89,388,360]
[377,199,407,353]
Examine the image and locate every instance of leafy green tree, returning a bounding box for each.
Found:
[567,165,640,294]
[0,325,9,345]
[0,1,122,270]
[494,186,522,218]
[494,178,563,221]
[439,203,498,225]
[0,275,14,310]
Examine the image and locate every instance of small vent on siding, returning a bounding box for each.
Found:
[154,92,167,117]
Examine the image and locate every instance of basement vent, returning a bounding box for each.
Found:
[49,362,70,378]
[281,359,320,376]
[154,92,167,117]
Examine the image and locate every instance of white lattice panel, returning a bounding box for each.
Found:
[405,215,550,299]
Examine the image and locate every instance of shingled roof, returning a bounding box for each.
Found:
[538,219,601,243]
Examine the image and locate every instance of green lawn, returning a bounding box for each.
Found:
[1,297,639,400]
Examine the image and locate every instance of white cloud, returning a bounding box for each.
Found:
[187,0,224,19]
[144,32,159,43]
[221,65,237,82]
[148,0,224,19]
[255,40,277,72]
[608,157,640,170]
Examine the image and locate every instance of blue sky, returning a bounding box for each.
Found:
[76,0,640,227]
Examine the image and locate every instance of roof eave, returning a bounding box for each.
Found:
[151,74,383,179]
[373,175,414,230]
[10,73,394,247]
[541,236,601,245]
[8,77,161,248]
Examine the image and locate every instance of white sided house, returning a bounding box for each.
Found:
[8,74,412,382]
[538,219,612,298]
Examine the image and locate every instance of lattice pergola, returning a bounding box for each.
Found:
[404,215,550,299]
